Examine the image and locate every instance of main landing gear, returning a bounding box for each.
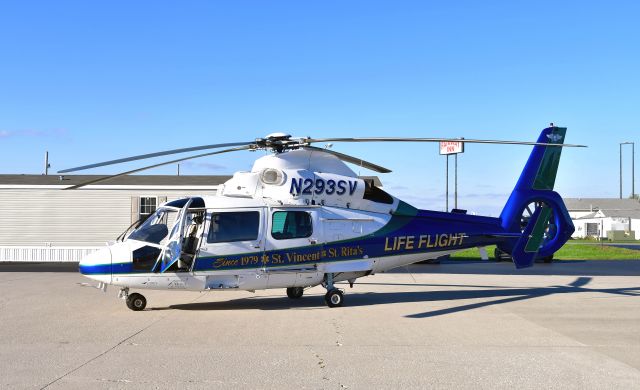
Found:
[285,276,344,307]
[286,287,304,299]
[120,288,147,311]
[323,273,344,308]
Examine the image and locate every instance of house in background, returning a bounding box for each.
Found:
[564,198,640,240]
[0,175,229,262]
[0,174,383,262]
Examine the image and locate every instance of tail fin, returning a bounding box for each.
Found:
[499,126,575,268]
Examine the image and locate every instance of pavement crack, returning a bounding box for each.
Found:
[307,318,348,388]
[40,292,205,389]
[332,318,344,347]
[40,318,162,389]
[309,348,330,382]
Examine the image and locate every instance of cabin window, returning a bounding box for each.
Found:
[208,211,260,243]
[139,197,158,220]
[271,211,312,240]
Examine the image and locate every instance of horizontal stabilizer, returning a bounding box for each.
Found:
[482,233,522,238]
[324,260,373,273]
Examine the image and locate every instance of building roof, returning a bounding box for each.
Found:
[607,210,640,219]
[566,198,640,220]
[564,198,640,211]
[0,174,383,188]
[574,211,600,220]
[0,174,232,186]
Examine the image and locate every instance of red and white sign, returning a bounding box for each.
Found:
[439,141,464,155]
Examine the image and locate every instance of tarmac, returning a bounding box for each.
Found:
[1,260,639,389]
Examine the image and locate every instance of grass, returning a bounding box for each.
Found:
[450,242,640,261]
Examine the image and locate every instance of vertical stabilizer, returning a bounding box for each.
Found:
[499,126,575,268]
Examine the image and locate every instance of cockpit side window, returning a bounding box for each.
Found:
[271,211,312,240]
[207,211,260,243]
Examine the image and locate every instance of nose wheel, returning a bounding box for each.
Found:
[121,288,147,311]
[126,293,147,311]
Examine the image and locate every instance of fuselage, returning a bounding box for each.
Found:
[79,148,515,292]
[79,197,512,292]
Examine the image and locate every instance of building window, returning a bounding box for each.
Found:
[208,211,260,243]
[586,223,599,237]
[271,211,312,240]
[140,197,157,220]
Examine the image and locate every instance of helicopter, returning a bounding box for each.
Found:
[63,126,584,311]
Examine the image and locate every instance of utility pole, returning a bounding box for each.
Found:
[620,143,622,199]
[177,163,180,176]
[620,142,635,199]
[632,142,635,199]
[44,151,50,175]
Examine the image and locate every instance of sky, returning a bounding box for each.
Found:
[1,1,638,215]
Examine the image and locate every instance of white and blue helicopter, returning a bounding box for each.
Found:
[62,126,584,311]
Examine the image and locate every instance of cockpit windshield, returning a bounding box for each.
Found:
[127,207,180,245]
[126,197,207,273]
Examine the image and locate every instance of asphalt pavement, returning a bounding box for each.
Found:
[1,260,639,389]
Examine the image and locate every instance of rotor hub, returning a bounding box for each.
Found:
[255,133,304,153]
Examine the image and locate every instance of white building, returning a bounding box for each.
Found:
[565,198,640,240]
[0,174,229,261]
[0,174,382,262]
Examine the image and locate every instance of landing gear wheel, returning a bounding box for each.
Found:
[126,293,147,311]
[494,247,511,262]
[286,287,304,299]
[324,289,343,308]
[541,255,554,263]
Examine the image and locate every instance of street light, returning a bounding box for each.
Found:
[619,142,635,199]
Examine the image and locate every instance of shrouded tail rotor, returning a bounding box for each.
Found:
[499,126,575,268]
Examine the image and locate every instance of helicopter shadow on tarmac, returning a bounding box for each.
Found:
[0,262,79,272]
[395,259,640,277]
[165,276,640,319]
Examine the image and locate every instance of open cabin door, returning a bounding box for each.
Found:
[153,199,193,273]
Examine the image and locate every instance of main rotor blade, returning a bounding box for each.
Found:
[63,145,252,190]
[305,146,392,173]
[302,137,586,148]
[58,141,253,173]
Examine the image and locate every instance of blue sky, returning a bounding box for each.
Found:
[1,1,638,215]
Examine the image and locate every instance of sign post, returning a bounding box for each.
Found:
[440,140,464,211]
